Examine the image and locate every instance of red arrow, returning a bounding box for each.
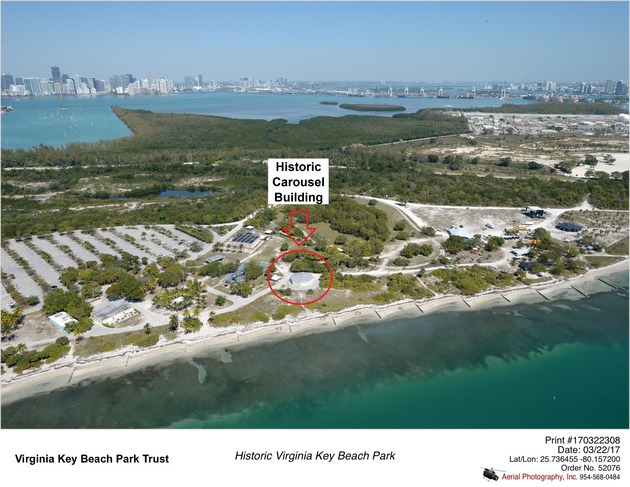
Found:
[282,209,317,247]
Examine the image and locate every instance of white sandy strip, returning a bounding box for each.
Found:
[1,259,627,405]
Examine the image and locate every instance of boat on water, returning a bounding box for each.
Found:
[1,105,13,113]
[59,106,70,109]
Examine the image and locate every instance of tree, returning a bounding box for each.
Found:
[532,228,555,250]
[186,279,205,299]
[66,317,93,335]
[527,161,543,170]
[43,290,92,319]
[333,235,347,245]
[393,220,406,231]
[391,257,411,267]
[181,317,202,333]
[555,160,576,174]
[532,263,546,274]
[158,264,186,287]
[244,261,263,281]
[42,289,72,315]
[485,236,505,252]
[60,267,79,289]
[400,243,433,258]
[421,226,436,237]
[215,295,226,306]
[442,235,476,254]
[106,274,144,301]
[81,281,102,299]
[200,261,223,277]
[584,154,598,166]
[169,314,179,332]
[231,281,252,298]
[1,307,23,339]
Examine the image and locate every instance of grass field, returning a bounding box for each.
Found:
[74,325,177,358]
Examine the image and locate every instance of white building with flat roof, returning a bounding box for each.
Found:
[92,300,137,326]
[49,311,77,332]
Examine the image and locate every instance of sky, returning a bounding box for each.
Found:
[1,1,628,83]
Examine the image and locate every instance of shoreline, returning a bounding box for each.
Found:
[1,259,628,406]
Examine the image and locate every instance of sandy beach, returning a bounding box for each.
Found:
[1,259,627,406]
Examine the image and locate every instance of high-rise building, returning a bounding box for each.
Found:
[93,79,106,92]
[184,74,203,88]
[110,74,125,91]
[62,79,76,95]
[73,75,84,94]
[23,77,43,95]
[1,73,15,91]
[614,80,628,96]
[157,77,172,94]
[40,79,54,95]
[110,74,135,91]
[51,65,61,84]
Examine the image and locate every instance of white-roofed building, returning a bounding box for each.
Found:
[511,247,530,258]
[288,272,319,290]
[92,300,137,326]
[49,311,77,332]
[446,226,474,240]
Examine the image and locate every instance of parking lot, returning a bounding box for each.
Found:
[0,224,218,313]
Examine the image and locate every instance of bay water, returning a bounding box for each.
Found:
[2,272,627,429]
[0,92,532,151]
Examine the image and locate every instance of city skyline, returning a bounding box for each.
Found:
[1,1,629,83]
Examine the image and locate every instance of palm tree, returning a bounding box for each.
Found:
[16,343,26,354]
[169,314,179,332]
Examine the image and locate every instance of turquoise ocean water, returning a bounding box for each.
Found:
[1,92,533,150]
[2,272,627,429]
